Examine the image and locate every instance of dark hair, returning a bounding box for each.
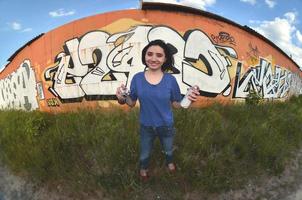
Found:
[141,40,174,72]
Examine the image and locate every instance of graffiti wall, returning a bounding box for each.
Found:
[0,60,38,110]
[1,7,302,112]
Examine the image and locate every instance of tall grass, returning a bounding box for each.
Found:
[0,95,301,199]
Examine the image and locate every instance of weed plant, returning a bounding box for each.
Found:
[0,95,301,199]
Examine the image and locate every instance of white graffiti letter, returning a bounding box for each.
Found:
[183,30,232,96]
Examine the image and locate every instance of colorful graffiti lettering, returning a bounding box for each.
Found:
[44,25,237,102]
[0,8,301,112]
[44,25,302,103]
[233,58,291,98]
[0,60,38,110]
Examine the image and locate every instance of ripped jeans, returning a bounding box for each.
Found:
[139,124,176,170]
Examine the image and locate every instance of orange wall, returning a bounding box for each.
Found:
[1,9,301,112]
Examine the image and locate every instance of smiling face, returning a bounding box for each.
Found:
[144,45,167,71]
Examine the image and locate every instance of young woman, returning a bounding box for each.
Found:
[116,40,199,180]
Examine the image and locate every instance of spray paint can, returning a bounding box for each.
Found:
[180,86,198,108]
[121,87,131,105]
[121,87,130,98]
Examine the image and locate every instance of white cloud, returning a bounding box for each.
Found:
[296,30,302,45]
[49,8,76,17]
[284,12,296,23]
[240,0,256,5]
[22,28,32,32]
[252,12,302,70]
[142,0,216,10]
[144,0,179,3]
[9,22,22,30]
[7,22,32,32]
[265,0,276,8]
[254,16,294,43]
[296,30,302,44]
[181,0,215,9]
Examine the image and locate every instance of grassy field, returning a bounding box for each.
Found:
[0,95,301,199]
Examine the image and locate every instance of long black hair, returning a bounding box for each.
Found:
[141,40,174,72]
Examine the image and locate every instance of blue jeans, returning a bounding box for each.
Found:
[139,124,176,170]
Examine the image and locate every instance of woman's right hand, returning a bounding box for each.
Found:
[116,84,136,107]
[116,84,126,104]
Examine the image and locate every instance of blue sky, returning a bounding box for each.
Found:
[1,0,302,70]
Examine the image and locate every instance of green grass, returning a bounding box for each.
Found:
[0,95,301,199]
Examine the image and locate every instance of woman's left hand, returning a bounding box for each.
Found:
[188,85,200,102]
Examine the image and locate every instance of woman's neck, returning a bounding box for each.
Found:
[146,68,163,76]
[145,68,164,85]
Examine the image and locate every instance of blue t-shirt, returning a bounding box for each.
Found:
[129,72,182,127]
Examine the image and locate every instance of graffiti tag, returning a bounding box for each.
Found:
[233,58,291,98]
[211,32,236,45]
[46,98,60,107]
[0,60,38,110]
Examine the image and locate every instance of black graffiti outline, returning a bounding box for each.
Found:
[0,59,39,110]
[233,58,291,99]
[45,25,236,101]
